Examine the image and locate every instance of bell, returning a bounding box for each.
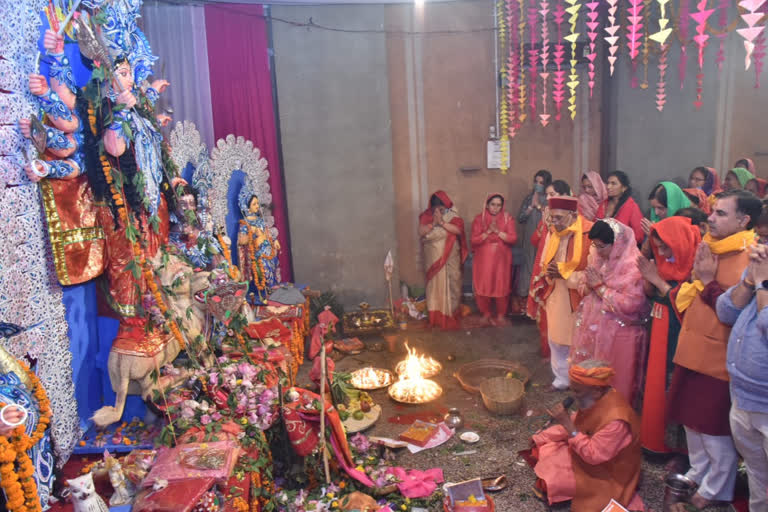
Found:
[444,408,464,430]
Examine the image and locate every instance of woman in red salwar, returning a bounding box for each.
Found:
[636,216,701,453]
[471,194,518,325]
[419,191,468,329]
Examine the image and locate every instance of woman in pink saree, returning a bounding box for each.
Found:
[571,219,649,404]
[578,171,608,222]
[419,191,468,329]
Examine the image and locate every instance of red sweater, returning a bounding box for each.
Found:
[613,197,644,244]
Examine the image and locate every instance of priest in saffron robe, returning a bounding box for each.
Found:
[530,196,592,390]
[470,194,518,325]
[419,191,468,329]
[530,360,644,511]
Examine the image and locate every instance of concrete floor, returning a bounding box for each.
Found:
[298,317,735,512]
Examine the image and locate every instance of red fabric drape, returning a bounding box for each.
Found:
[205,4,292,281]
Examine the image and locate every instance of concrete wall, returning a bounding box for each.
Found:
[385,1,602,284]
[606,13,768,211]
[272,2,768,305]
[272,5,398,308]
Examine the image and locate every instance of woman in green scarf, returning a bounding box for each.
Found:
[648,181,693,222]
[724,167,756,191]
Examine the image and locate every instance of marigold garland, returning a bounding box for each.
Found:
[241,221,277,293]
[0,361,51,512]
[99,153,186,348]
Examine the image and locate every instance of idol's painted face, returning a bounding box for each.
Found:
[650,197,667,220]
[689,170,707,189]
[724,171,741,191]
[112,61,134,93]
[582,177,597,198]
[605,176,626,199]
[249,196,260,213]
[487,197,503,215]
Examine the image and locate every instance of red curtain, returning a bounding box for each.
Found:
[205,3,292,281]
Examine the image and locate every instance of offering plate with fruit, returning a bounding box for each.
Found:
[338,391,381,433]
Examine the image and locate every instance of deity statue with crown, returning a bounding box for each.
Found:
[14,0,218,427]
[237,181,281,303]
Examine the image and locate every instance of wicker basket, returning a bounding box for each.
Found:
[479,376,524,415]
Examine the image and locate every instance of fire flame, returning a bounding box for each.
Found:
[389,343,442,404]
[395,343,442,379]
[350,367,392,389]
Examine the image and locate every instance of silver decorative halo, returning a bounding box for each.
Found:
[169,121,213,228]
[209,135,275,236]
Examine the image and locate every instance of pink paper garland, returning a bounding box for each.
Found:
[656,45,670,111]
[506,0,519,137]
[649,0,672,111]
[678,0,690,89]
[528,5,539,121]
[518,0,528,124]
[690,0,715,110]
[585,1,599,97]
[626,0,644,60]
[603,0,620,76]
[553,0,566,120]
[540,0,551,126]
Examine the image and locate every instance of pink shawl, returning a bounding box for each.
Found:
[578,171,608,221]
[571,219,649,401]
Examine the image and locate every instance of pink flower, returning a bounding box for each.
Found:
[237,362,258,380]
[211,412,222,421]
[208,372,219,386]
[181,407,195,420]
[200,414,211,425]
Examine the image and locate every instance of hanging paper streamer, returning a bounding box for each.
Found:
[603,0,620,76]
[497,0,510,171]
[540,0,551,126]
[564,0,581,120]
[553,0,567,120]
[755,29,766,88]
[518,0,528,124]
[715,0,729,71]
[528,5,539,121]
[585,1,599,97]
[690,0,715,110]
[737,0,766,71]
[626,0,644,87]
[649,0,672,111]
[678,0,690,89]
[507,0,520,136]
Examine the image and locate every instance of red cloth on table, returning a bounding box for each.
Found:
[470,195,518,298]
[244,317,292,345]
